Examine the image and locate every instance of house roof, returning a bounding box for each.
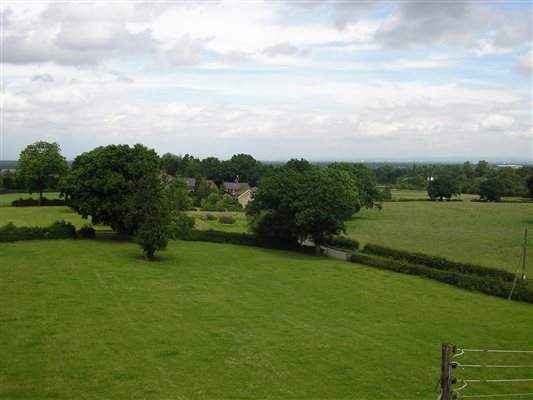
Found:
[223,182,250,191]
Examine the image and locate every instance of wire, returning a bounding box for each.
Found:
[458,364,533,369]
[460,379,533,383]
[459,349,533,354]
[458,394,533,398]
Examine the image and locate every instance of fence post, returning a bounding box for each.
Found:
[440,343,454,400]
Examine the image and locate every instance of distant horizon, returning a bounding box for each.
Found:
[1,154,532,167]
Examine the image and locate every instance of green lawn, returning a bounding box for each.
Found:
[188,211,249,233]
[1,239,532,399]
[0,192,62,206]
[0,206,96,229]
[346,201,533,273]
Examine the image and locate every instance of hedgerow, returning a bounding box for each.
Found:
[11,197,67,207]
[324,236,359,251]
[362,243,514,281]
[0,221,77,242]
[349,252,532,303]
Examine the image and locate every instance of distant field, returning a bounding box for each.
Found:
[1,239,531,399]
[390,189,478,201]
[0,205,107,230]
[346,201,533,273]
[0,192,62,206]
[2,197,531,273]
[188,211,248,233]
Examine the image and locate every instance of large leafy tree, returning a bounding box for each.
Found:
[427,175,460,201]
[328,162,383,210]
[17,141,69,205]
[61,144,166,241]
[247,161,362,255]
[479,177,504,202]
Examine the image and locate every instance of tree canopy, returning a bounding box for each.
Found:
[18,141,69,205]
[247,162,363,255]
[427,175,460,201]
[61,144,165,239]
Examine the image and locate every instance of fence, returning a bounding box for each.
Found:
[439,343,533,399]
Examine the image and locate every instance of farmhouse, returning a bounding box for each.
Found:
[237,188,256,208]
[222,178,251,196]
[184,178,196,192]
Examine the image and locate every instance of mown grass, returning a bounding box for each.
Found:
[0,192,62,206]
[1,239,532,399]
[346,201,533,273]
[188,211,249,233]
[0,206,97,230]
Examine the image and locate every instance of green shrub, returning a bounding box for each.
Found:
[11,197,67,207]
[168,213,195,239]
[362,244,514,281]
[180,229,314,254]
[324,236,359,250]
[218,215,235,225]
[205,213,217,221]
[77,225,96,239]
[0,220,77,242]
[349,252,533,303]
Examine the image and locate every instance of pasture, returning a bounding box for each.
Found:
[1,239,532,399]
[346,201,533,273]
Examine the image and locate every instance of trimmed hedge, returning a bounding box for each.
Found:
[324,236,359,251]
[349,252,533,303]
[77,225,96,239]
[218,215,235,225]
[11,197,67,207]
[178,229,314,254]
[363,243,514,282]
[0,221,77,242]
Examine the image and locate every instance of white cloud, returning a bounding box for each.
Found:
[479,114,515,131]
[513,49,532,76]
[165,34,212,66]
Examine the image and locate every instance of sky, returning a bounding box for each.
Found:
[1,1,532,162]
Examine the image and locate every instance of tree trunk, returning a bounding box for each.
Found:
[315,243,321,257]
[39,190,43,206]
[144,249,155,261]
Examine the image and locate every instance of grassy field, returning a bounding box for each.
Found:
[2,198,531,273]
[390,189,532,203]
[188,211,249,233]
[346,201,533,273]
[1,239,532,399]
[0,206,98,229]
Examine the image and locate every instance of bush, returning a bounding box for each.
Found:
[168,213,195,239]
[323,236,359,250]
[0,220,77,242]
[179,229,314,254]
[77,225,96,239]
[218,215,235,225]
[11,197,67,207]
[205,213,217,221]
[349,252,533,303]
[362,244,514,281]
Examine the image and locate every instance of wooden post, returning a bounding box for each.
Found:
[440,343,454,400]
[509,229,528,300]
